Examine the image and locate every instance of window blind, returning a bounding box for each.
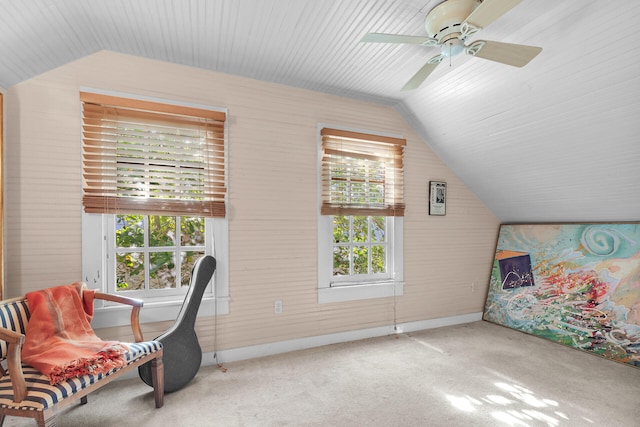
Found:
[321,128,405,216]
[81,92,226,217]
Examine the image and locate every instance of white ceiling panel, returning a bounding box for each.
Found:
[1,0,639,222]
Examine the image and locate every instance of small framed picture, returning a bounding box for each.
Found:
[429,181,446,216]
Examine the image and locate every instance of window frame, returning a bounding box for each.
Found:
[329,214,393,283]
[317,124,404,304]
[80,89,229,327]
[107,214,209,298]
[83,212,229,328]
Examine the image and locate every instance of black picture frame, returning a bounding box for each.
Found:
[429,181,446,216]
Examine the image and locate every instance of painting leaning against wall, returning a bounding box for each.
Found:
[483,223,640,369]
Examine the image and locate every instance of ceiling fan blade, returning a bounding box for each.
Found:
[361,33,436,46]
[467,40,541,67]
[463,0,522,30]
[401,56,443,91]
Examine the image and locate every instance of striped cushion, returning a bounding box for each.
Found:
[0,300,30,360]
[0,340,161,412]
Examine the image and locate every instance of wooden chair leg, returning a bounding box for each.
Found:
[151,356,164,408]
[81,396,88,405]
[36,411,57,427]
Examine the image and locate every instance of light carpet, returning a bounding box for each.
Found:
[5,321,639,426]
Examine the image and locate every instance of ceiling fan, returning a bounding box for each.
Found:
[361,0,542,90]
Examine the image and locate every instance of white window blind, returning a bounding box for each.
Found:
[81,92,226,217]
[320,128,405,216]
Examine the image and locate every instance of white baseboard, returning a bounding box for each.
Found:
[116,312,482,381]
[205,312,483,365]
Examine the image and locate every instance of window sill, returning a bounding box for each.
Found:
[318,281,403,304]
[91,296,229,329]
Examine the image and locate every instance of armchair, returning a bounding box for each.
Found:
[0,286,164,427]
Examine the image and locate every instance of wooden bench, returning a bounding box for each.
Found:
[0,289,164,427]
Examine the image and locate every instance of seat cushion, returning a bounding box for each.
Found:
[0,340,161,412]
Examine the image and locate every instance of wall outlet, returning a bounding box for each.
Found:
[471,282,476,292]
[274,300,283,314]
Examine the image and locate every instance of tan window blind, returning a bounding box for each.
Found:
[321,128,405,216]
[81,92,226,217]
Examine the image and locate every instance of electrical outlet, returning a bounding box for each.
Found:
[471,282,476,292]
[274,300,283,314]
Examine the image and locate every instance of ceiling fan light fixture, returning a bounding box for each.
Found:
[441,38,465,57]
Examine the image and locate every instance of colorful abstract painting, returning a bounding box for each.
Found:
[483,224,640,369]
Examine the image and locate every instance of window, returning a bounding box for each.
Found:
[80,91,229,326]
[332,215,388,280]
[318,127,405,303]
[110,214,206,296]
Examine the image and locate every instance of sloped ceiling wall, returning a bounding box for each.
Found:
[0,0,638,222]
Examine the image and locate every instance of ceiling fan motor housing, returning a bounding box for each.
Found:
[424,0,481,42]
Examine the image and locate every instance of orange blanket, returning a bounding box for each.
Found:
[22,283,128,385]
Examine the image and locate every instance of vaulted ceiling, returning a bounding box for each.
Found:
[1,0,638,222]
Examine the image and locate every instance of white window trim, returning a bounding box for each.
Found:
[79,88,230,328]
[317,124,404,304]
[317,215,404,304]
[82,213,229,328]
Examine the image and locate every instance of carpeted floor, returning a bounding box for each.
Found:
[5,321,640,426]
